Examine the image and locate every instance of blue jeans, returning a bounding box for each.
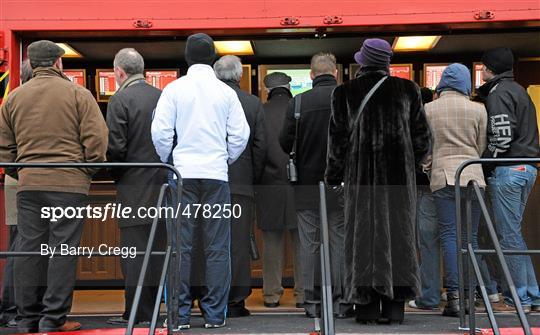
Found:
[415,188,440,308]
[177,179,231,324]
[434,186,487,294]
[489,165,539,307]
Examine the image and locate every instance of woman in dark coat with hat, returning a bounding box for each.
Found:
[325,38,431,324]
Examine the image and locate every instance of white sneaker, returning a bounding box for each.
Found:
[204,320,226,329]
[162,318,190,331]
[408,300,438,310]
[489,293,500,303]
[174,324,191,331]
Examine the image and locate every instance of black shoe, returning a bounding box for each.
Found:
[380,299,404,324]
[355,299,381,324]
[107,317,149,325]
[228,306,251,317]
[264,302,279,308]
[335,308,355,319]
[442,292,460,317]
[107,317,128,325]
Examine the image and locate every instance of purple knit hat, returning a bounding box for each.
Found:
[354,38,393,68]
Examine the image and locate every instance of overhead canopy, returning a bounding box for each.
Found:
[1,0,539,32]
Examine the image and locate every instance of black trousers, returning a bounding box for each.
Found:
[120,223,166,322]
[14,191,86,331]
[0,226,18,323]
[228,195,253,308]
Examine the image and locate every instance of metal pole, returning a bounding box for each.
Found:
[149,244,172,335]
[319,182,335,335]
[468,244,500,335]
[455,182,467,330]
[126,184,168,335]
[472,183,531,335]
[466,188,476,335]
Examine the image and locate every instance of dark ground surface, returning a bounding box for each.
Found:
[1,312,538,335]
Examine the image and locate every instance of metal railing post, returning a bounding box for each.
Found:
[319,182,335,335]
[0,162,182,335]
[126,184,168,335]
[455,182,467,330]
[455,158,538,335]
[466,187,476,335]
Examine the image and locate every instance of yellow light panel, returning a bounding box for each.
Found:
[214,41,254,56]
[393,36,441,52]
[56,43,83,58]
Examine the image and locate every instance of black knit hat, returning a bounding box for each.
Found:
[185,33,216,66]
[27,40,64,67]
[481,47,514,75]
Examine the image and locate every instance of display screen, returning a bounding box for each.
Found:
[64,70,86,87]
[96,70,117,101]
[424,64,448,90]
[390,64,413,80]
[267,68,312,97]
[473,63,485,89]
[145,70,178,90]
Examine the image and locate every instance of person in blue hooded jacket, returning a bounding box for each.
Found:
[424,63,491,316]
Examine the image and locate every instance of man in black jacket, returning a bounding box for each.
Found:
[257,72,304,309]
[214,55,266,317]
[106,48,167,325]
[279,52,351,318]
[479,47,540,312]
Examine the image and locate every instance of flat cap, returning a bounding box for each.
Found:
[27,40,64,65]
[264,72,292,89]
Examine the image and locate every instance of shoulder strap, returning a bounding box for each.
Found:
[291,94,302,157]
[352,76,388,128]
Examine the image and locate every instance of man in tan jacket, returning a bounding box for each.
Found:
[0,40,108,332]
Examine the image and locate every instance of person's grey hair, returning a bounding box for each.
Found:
[311,52,337,76]
[113,48,144,75]
[213,55,243,82]
[30,59,54,69]
[21,59,33,84]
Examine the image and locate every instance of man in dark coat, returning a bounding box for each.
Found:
[478,47,540,312]
[280,53,351,319]
[256,72,304,308]
[325,39,431,324]
[106,48,167,325]
[213,55,266,317]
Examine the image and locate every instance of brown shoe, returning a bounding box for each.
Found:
[59,321,82,331]
[492,302,531,314]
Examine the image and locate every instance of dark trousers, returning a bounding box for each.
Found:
[177,179,231,325]
[0,226,18,323]
[228,195,253,308]
[14,191,86,331]
[120,223,166,322]
[297,209,349,315]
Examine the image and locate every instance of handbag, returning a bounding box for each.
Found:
[287,94,302,183]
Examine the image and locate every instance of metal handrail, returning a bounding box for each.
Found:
[318,182,335,335]
[454,158,539,335]
[0,162,182,335]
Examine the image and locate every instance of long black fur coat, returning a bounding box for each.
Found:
[325,69,431,304]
